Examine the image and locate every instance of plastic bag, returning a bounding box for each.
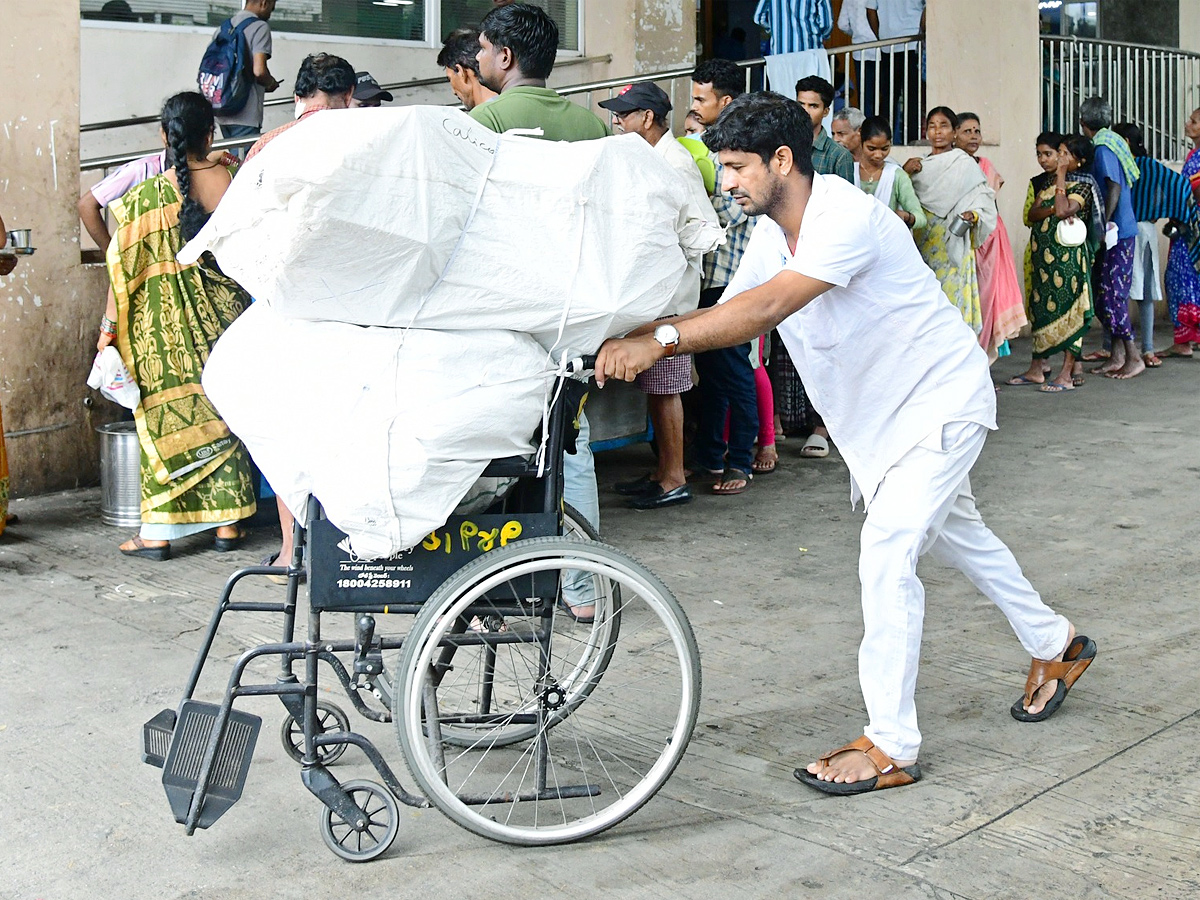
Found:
[87,346,141,410]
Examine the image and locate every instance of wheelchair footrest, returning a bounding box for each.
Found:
[162,700,261,829]
[142,708,177,768]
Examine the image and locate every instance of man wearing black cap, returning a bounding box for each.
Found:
[350,72,393,108]
[600,83,722,509]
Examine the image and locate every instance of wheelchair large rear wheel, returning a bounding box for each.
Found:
[394,537,700,845]
[430,503,620,749]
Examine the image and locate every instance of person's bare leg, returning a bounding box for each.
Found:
[648,393,686,493]
[1046,351,1075,389]
[1013,358,1047,383]
[1107,338,1146,379]
[1092,337,1125,374]
[276,496,295,564]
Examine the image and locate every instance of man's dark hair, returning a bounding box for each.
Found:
[437,27,483,73]
[294,53,356,99]
[1062,133,1094,165]
[702,92,814,177]
[480,3,559,81]
[860,115,892,144]
[1112,122,1148,157]
[1035,130,1063,149]
[794,75,834,108]
[691,59,745,100]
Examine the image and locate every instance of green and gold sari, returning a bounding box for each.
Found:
[107,174,255,529]
[1023,172,1097,359]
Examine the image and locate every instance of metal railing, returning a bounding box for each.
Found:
[1042,35,1200,162]
[80,37,925,174]
[554,35,924,145]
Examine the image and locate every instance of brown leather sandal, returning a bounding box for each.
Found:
[1011,634,1097,722]
[793,735,921,795]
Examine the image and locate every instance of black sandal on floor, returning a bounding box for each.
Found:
[120,535,171,561]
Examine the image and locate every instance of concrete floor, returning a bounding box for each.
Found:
[2,338,1199,900]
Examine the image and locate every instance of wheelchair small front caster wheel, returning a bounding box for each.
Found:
[319,779,399,862]
[281,700,350,764]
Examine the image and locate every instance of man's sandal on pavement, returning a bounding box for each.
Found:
[1010,634,1097,722]
[793,735,922,795]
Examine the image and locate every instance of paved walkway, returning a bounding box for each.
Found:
[3,340,1199,900]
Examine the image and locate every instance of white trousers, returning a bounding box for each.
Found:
[858,421,1069,761]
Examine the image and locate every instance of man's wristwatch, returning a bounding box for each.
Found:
[653,323,680,357]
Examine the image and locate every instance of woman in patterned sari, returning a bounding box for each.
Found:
[902,107,998,336]
[99,92,255,560]
[1159,106,1200,359]
[1014,135,1101,393]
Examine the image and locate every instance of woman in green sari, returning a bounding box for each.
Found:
[99,92,255,560]
[1011,134,1100,393]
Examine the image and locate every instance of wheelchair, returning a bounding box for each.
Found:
[140,356,702,861]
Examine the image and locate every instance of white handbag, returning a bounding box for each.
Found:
[1056,216,1087,247]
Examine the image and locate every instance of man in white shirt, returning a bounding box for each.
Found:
[865,0,925,144]
[600,83,723,509]
[596,93,1095,794]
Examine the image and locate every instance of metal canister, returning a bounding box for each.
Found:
[97,421,142,527]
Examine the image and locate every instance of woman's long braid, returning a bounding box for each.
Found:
[159,92,216,242]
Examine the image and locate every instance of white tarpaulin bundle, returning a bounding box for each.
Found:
[202,303,553,559]
[180,106,699,354]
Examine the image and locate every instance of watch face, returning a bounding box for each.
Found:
[655,324,679,346]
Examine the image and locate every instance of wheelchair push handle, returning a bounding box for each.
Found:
[564,354,598,376]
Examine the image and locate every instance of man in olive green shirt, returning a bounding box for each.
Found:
[470,3,607,142]
[468,3,607,620]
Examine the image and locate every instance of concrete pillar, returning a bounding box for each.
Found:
[1180,2,1200,53]
[1,8,112,497]
[925,0,1040,267]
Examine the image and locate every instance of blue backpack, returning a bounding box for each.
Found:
[197,16,256,114]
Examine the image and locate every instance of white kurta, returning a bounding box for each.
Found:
[720,174,996,508]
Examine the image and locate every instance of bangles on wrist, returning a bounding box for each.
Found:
[100,315,117,337]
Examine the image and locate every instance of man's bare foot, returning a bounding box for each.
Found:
[1106,352,1145,379]
[1022,622,1077,715]
[805,747,917,784]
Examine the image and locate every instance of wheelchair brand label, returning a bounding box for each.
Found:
[309,513,557,612]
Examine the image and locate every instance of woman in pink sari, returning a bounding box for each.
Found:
[957,112,1028,362]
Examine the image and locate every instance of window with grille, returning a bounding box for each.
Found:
[80,1,582,49]
[439,0,579,50]
[80,1,428,43]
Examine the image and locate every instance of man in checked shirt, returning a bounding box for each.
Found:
[689,59,759,496]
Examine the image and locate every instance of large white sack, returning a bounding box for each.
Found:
[180,106,695,352]
[202,303,553,559]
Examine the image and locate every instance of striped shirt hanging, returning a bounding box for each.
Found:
[754,0,833,54]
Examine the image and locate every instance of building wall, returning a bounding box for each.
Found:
[925,0,1040,267]
[2,8,115,497]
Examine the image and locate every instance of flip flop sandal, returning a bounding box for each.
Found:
[793,735,922,795]
[120,535,171,561]
[1072,373,1086,386]
[799,434,830,458]
[1005,375,1044,386]
[1011,634,1097,722]
[1039,382,1074,393]
[1143,353,1163,368]
[1081,350,1111,361]
[213,526,248,552]
[1156,346,1195,359]
[752,450,778,474]
[711,467,751,495]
